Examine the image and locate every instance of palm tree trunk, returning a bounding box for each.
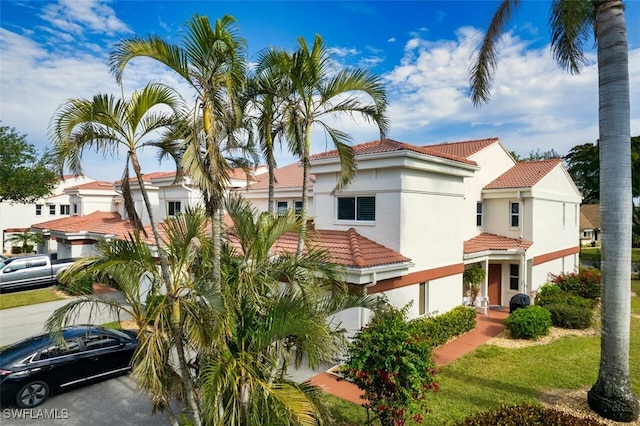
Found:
[587,1,640,422]
[296,125,312,256]
[268,151,276,216]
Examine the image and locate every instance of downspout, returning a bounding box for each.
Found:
[517,190,526,295]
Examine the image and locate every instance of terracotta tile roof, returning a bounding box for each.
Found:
[246,163,315,190]
[464,233,533,254]
[580,204,600,229]
[309,139,477,166]
[227,227,410,268]
[66,181,115,191]
[484,159,562,189]
[426,138,500,159]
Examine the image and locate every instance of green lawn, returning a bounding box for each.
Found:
[326,294,640,425]
[0,287,66,310]
[581,247,640,263]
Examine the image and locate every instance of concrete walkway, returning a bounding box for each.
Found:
[308,308,510,405]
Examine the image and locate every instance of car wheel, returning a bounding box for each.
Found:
[16,381,50,408]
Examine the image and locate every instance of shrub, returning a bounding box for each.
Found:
[535,290,594,309]
[455,403,607,425]
[545,303,593,329]
[344,302,438,426]
[551,268,601,299]
[505,306,552,340]
[410,305,476,347]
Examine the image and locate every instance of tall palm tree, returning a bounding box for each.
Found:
[197,193,377,424]
[283,35,390,255]
[109,14,248,287]
[46,208,223,426]
[470,0,638,421]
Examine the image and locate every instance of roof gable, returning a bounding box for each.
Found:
[246,162,315,190]
[580,204,600,229]
[464,233,533,254]
[426,138,501,159]
[484,159,562,190]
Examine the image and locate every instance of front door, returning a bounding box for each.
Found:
[488,264,502,306]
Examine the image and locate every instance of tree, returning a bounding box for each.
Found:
[283,35,389,255]
[46,208,223,426]
[6,232,44,254]
[344,301,438,426]
[109,14,249,288]
[565,136,640,203]
[198,193,377,424]
[0,124,57,204]
[470,0,638,421]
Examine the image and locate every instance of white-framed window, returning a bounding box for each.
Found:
[60,205,70,215]
[509,264,519,291]
[510,202,520,228]
[277,201,288,215]
[583,230,592,238]
[35,205,42,216]
[168,201,182,216]
[73,204,78,215]
[294,201,303,215]
[476,202,483,227]
[337,196,375,221]
[49,205,56,215]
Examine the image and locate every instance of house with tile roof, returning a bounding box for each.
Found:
[579,204,601,246]
[1,175,95,254]
[246,137,582,329]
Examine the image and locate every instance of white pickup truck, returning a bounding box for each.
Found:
[0,254,76,292]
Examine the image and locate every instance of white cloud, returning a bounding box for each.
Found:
[39,0,130,36]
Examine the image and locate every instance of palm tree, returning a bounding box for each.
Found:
[7,231,44,254]
[283,35,390,255]
[197,193,377,424]
[109,14,248,287]
[469,0,638,421]
[46,208,223,426]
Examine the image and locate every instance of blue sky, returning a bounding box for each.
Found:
[1,0,639,182]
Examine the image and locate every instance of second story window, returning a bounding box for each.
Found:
[35,205,42,216]
[510,202,520,228]
[476,202,483,227]
[168,201,182,216]
[49,205,56,215]
[60,205,70,215]
[277,201,288,215]
[73,204,78,215]
[337,196,375,221]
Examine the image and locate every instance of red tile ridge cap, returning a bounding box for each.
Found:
[347,227,365,267]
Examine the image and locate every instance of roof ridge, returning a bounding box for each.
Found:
[347,228,365,267]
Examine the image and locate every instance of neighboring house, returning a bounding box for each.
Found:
[580,204,601,246]
[1,175,95,254]
[242,162,313,215]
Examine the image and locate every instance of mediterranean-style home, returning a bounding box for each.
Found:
[24,137,582,329]
[0,175,95,255]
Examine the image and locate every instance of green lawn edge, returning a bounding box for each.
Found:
[0,287,66,310]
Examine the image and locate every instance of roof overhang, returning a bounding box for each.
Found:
[344,260,415,285]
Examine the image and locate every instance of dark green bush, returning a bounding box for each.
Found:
[456,403,607,425]
[410,305,476,347]
[551,268,601,299]
[535,290,594,309]
[57,273,94,295]
[505,306,552,340]
[545,303,593,329]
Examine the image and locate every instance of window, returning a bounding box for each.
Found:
[509,264,519,291]
[38,340,81,360]
[337,196,375,221]
[418,282,426,315]
[35,205,42,216]
[476,202,483,227]
[28,258,47,268]
[510,202,520,228]
[73,204,78,214]
[277,201,288,215]
[81,334,119,351]
[49,205,56,215]
[294,201,303,215]
[168,201,182,216]
[60,205,70,215]
[4,260,26,272]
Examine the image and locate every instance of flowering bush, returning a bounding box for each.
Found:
[551,268,601,300]
[344,301,438,425]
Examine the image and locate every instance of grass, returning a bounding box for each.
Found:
[0,287,66,310]
[581,247,640,263]
[326,292,640,425]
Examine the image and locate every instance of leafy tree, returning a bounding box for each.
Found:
[198,193,377,424]
[0,124,57,204]
[6,232,45,253]
[46,208,223,426]
[282,35,389,255]
[344,300,438,426]
[470,0,638,421]
[565,136,640,203]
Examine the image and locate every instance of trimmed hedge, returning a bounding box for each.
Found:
[456,403,607,425]
[410,305,476,347]
[505,306,552,340]
[545,303,593,329]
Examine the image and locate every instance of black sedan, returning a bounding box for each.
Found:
[0,325,138,408]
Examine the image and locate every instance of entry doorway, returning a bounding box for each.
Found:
[488,264,502,306]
